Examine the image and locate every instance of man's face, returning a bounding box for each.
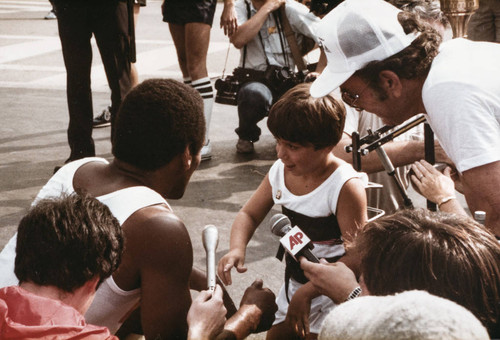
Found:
[339,75,412,125]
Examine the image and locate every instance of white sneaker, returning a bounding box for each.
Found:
[201,140,212,161]
[44,10,56,20]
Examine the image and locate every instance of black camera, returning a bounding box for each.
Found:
[264,65,306,99]
[215,75,240,106]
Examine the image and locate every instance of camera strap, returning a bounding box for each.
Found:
[278,6,307,72]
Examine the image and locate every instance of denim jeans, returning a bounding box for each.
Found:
[235,81,273,142]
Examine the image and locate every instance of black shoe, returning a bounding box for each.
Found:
[93,106,112,128]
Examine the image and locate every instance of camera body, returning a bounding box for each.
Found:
[263,65,306,99]
[214,76,240,106]
[215,66,307,106]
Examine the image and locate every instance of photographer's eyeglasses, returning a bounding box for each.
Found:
[340,81,371,111]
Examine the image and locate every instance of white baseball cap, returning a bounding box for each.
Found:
[310,0,420,98]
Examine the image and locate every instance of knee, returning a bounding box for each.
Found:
[238,82,273,106]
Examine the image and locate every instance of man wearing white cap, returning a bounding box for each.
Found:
[311,0,500,234]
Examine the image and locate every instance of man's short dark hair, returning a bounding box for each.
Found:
[15,194,123,293]
[355,11,442,99]
[267,83,346,150]
[112,78,205,170]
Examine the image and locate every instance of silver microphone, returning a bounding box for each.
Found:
[202,225,219,291]
[270,213,292,236]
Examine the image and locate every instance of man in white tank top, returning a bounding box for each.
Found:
[0,79,277,339]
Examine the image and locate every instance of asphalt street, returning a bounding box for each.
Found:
[0,1,467,339]
[0,3,284,338]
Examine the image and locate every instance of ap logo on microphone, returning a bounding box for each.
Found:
[280,226,312,257]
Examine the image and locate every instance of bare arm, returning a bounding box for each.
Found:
[130,210,193,339]
[333,133,452,174]
[336,177,367,273]
[230,0,285,48]
[462,161,500,236]
[217,175,275,285]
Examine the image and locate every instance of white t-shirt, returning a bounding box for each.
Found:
[343,103,422,214]
[422,38,500,173]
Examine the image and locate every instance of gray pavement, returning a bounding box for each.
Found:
[0,2,282,338]
[0,1,468,339]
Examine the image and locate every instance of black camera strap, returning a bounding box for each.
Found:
[245,0,291,69]
[273,10,291,68]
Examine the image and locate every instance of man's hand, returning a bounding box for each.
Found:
[410,160,456,204]
[188,285,227,340]
[300,258,359,304]
[220,279,277,340]
[263,0,286,12]
[239,279,277,333]
[220,1,238,36]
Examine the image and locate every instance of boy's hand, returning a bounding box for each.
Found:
[217,249,247,285]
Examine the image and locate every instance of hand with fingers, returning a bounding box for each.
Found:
[300,258,359,304]
[410,160,468,216]
[238,279,277,333]
[410,160,456,204]
[220,279,277,339]
[220,1,238,37]
[187,285,227,340]
[217,249,247,286]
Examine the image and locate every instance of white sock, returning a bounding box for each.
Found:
[183,77,192,86]
[192,77,213,145]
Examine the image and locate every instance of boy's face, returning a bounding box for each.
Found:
[275,138,331,176]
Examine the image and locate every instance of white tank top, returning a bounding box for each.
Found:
[0,157,170,334]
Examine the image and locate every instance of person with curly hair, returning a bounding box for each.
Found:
[311,0,500,235]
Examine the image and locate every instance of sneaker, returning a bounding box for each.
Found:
[236,139,254,154]
[201,140,212,161]
[93,106,112,128]
[44,10,56,20]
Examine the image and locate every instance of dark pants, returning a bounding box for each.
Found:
[54,1,132,161]
[235,81,273,142]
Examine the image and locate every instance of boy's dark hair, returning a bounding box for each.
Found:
[15,194,123,293]
[355,209,500,334]
[355,11,442,100]
[267,83,346,150]
[112,78,205,170]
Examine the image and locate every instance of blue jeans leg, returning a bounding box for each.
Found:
[235,81,273,142]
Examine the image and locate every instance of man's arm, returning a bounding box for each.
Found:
[333,132,451,174]
[230,0,285,48]
[462,161,500,235]
[125,208,193,339]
